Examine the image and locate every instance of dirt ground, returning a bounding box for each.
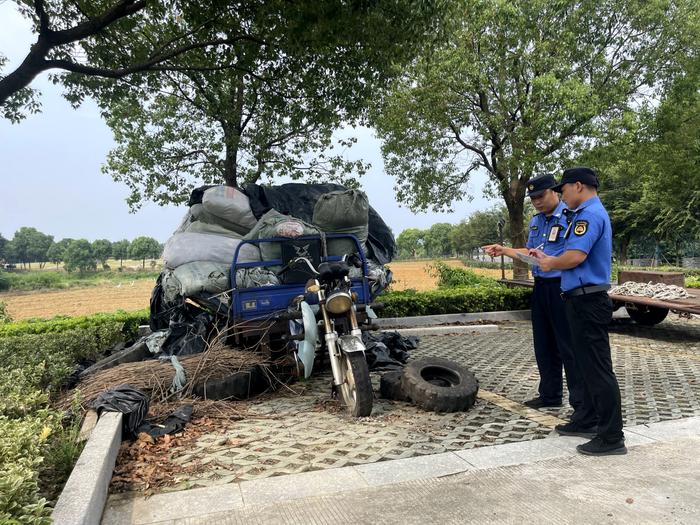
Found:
[0,260,512,320]
[0,280,154,320]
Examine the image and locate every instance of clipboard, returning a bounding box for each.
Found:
[515,252,541,267]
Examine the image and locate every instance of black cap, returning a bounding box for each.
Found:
[552,166,599,192]
[526,173,557,198]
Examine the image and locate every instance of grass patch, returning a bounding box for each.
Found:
[0,269,160,292]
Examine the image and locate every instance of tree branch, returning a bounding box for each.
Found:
[448,120,493,173]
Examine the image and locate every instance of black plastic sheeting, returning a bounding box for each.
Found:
[149,283,215,356]
[243,183,396,265]
[161,308,213,357]
[138,404,193,438]
[363,331,419,371]
[91,384,149,436]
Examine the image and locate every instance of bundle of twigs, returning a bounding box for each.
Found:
[59,340,269,409]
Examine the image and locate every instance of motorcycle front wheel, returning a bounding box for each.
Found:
[338,351,373,417]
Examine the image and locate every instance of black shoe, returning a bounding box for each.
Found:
[524,397,562,409]
[555,422,598,438]
[576,437,627,456]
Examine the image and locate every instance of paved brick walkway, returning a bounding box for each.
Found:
[112,317,700,493]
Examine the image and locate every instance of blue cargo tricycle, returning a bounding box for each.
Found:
[228,234,381,417]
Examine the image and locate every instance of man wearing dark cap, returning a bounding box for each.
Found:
[483,173,584,416]
[531,166,626,456]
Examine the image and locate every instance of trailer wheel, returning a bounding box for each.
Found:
[626,304,669,326]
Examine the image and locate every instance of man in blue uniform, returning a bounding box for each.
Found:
[532,167,626,456]
[483,173,584,415]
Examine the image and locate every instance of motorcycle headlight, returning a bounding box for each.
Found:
[325,291,353,314]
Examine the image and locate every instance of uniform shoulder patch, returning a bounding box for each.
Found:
[530,224,538,231]
[573,220,588,236]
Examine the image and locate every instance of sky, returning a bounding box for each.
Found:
[0,3,497,243]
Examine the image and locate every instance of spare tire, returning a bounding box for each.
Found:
[401,357,478,413]
[380,370,409,401]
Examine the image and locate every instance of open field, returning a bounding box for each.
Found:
[387,259,513,291]
[0,279,154,320]
[0,260,512,320]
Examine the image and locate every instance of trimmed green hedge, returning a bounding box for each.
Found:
[0,309,149,339]
[379,285,532,318]
[687,276,700,288]
[0,310,148,523]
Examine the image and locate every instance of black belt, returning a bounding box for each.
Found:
[561,284,610,299]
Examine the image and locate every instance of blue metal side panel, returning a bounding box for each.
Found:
[230,234,372,322]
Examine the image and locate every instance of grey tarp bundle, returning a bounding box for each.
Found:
[243,183,396,264]
[312,189,369,256]
[243,209,321,261]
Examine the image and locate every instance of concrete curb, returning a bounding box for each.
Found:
[385,324,499,336]
[101,416,700,524]
[375,309,531,328]
[52,412,123,525]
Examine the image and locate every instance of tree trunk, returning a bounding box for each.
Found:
[503,185,528,280]
[619,236,630,266]
[142,258,145,269]
[222,74,246,187]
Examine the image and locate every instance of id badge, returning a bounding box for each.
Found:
[548,225,560,242]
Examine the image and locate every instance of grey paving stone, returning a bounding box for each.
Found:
[626,416,700,441]
[239,464,368,506]
[455,437,572,468]
[354,452,472,486]
[102,484,243,525]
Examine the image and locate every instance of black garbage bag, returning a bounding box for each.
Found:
[161,305,213,356]
[150,273,177,331]
[362,331,419,371]
[91,384,149,436]
[137,404,193,439]
[242,182,396,265]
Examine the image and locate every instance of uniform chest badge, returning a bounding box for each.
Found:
[573,220,588,236]
[548,225,560,242]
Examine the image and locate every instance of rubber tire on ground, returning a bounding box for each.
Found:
[380,370,410,401]
[625,304,669,326]
[339,352,373,417]
[401,357,479,413]
[192,365,269,400]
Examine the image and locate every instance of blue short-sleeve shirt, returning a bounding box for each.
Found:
[526,200,568,279]
[560,196,612,292]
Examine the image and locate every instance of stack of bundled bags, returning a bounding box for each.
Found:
[159,185,390,306]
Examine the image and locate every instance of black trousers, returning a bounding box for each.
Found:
[531,279,584,412]
[564,291,624,441]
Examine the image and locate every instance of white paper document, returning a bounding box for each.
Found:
[515,252,541,267]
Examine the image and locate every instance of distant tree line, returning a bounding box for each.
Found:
[397,200,700,264]
[0,228,163,272]
[396,206,515,260]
